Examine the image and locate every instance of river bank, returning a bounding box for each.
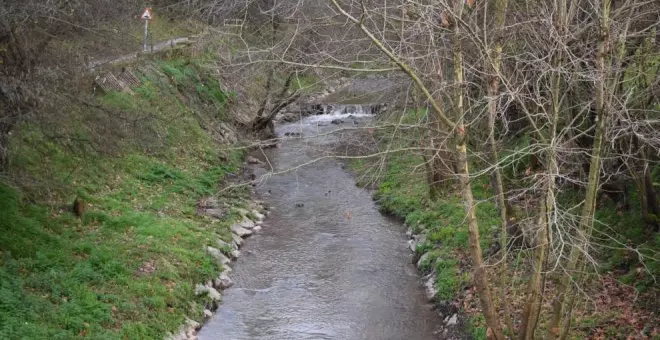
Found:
[0,53,260,339]
[167,189,269,340]
[349,146,496,339]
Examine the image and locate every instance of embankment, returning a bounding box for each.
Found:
[0,52,260,339]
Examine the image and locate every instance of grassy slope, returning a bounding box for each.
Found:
[0,56,246,339]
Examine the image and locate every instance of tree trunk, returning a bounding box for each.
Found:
[0,130,8,171]
[456,131,505,340]
[251,72,300,134]
[453,1,504,337]
[520,152,556,340]
[423,153,441,200]
[642,160,660,231]
[485,0,514,332]
[550,0,611,336]
[521,62,560,338]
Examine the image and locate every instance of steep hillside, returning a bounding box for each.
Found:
[0,53,253,338]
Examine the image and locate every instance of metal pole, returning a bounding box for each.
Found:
[143,19,149,52]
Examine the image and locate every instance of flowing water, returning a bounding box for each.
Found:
[198,106,445,340]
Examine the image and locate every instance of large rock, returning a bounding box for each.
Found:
[206,246,231,266]
[423,272,437,302]
[416,251,435,269]
[408,234,427,252]
[239,218,256,230]
[249,200,266,210]
[166,330,188,340]
[216,238,236,251]
[231,224,253,237]
[197,197,219,209]
[232,233,244,248]
[166,317,200,340]
[408,239,418,252]
[246,156,263,164]
[214,239,240,259]
[233,207,251,217]
[446,314,458,326]
[252,210,265,222]
[186,317,201,330]
[195,284,222,302]
[214,272,234,289]
[207,287,222,302]
[218,122,238,144]
[194,284,209,296]
[203,208,226,219]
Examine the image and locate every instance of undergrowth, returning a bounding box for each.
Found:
[351,117,658,338]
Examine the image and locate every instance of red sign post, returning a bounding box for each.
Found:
[141,8,153,52]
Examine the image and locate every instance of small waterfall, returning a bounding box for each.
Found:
[280,103,388,123]
[305,103,387,116]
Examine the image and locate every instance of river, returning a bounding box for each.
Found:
[197,107,446,340]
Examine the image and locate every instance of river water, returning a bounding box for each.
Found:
[197,108,445,340]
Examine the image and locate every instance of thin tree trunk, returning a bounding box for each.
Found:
[486,0,514,333]
[423,154,439,200]
[456,132,504,340]
[521,1,572,335]
[453,1,504,337]
[432,154,448,191]
[550,0,611,336]
[520,80,559,339]
[519,153,556,340]
[642,159,660,231]
[252,72,300,133]
[487,0,509,228]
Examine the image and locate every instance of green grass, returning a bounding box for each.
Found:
[592,188,659,294]
[154,59,232,118]
[468,314,488,340]
[552,171,659,297]
[1,55,245,339]
[0,156,241,338]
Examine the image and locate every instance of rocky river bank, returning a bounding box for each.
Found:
[166,194,269,340]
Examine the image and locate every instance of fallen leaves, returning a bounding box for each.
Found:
[577,274,657,339]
